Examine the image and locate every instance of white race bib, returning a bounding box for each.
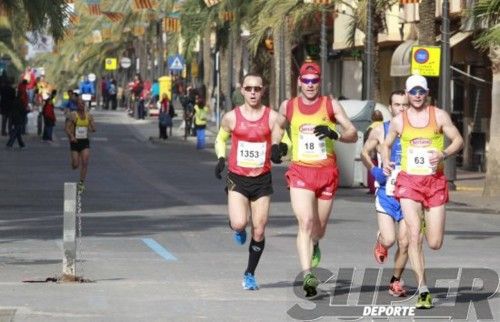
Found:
[81,94,92,101]
[386,166,401,196]
[236,141,266,168]
[298,133,326,161]
[75,126,88,139]
[407,147,435,175]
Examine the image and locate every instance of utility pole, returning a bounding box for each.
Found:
[363,0,374,100]
[439,0,456,189]
[320,9,327,94]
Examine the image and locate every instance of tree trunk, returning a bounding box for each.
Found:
[220,47,230,112]
[202,28,213,102]
[233,29,243,86]
[273,27,281,110]
[483,46,500,196]
[284,20,292,100]
[418,0,435,46]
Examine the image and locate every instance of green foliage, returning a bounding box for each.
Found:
[468,0,500,50]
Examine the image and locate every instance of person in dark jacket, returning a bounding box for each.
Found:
[0,78,15,136]
[6,95,26,148]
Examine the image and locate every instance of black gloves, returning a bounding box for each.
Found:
[314,125,340,140]
[214,157,225,179]
[278,142,288,157]
[271,144,282,164]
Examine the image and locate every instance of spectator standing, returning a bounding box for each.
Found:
[6,95,26,149]
[158,93,172,140]
[42,97,56,141]
[0,78,15,136]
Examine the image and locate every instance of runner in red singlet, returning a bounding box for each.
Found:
[213,73,279,291]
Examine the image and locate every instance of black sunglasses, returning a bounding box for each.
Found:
[243,86,263,93]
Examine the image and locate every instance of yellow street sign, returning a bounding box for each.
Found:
[411,46,441,77]
[105,58,117,70]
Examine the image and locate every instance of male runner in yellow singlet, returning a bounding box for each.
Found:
[382,75,463,309]
[271,62,358,297]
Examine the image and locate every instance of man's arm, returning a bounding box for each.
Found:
[213,112,234,179]
[332,99,357,143]
[271,100,288,145]
[381,116,401,175]
[361,125,382,170]
[430,109,464,166]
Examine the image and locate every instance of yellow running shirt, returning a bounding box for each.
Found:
[287,96,336,167]
[74,112,90,140]
[400,106,444,175]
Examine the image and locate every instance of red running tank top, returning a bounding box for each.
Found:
[228,106,272,177]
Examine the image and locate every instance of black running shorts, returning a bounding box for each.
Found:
[226,171,273,201]
[70,139,90,152]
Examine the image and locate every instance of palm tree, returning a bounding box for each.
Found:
[468,0,500,196]
[342,0,398,102]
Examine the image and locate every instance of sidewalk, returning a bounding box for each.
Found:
[449,168,500,214]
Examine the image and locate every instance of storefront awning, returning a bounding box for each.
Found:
[390,40,417,77]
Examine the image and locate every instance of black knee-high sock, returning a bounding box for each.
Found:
[245,238,265,275]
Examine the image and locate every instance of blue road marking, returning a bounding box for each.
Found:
[142,238,177,261]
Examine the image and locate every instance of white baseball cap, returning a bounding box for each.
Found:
[405,74,428,91]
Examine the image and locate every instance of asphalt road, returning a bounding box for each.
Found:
[0,110,499,321]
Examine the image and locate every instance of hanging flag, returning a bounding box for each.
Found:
[101,28,112,39]
[400,0,420,3]
[131,0,158,11]
[203,0,220,7]
[92,30,102,43]
[86,0,101,16]
[219,11,234,22]
[68,13,80,25]
[132,25,146,36]
[163,17,180,33]
[102,11,124,22]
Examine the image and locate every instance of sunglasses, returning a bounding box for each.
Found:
[243,86,263,93]
[408,88,428,96]
[300,77,320,85]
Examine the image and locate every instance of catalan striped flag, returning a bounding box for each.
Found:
[203,0,220,7]
[85,0,101,16]
[68,13,80,25]
[163,17,180,32]
[400,0,420,3]
[131,0,158,11]
[102,11,124,22]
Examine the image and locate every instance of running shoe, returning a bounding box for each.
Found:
[388,279,407,297]
[233,229,247,245]
[311,243,321,268]
[242,273,259,290]
[374,232,388,264]
[303,273,319,297]
[416,292,433,309]
[77,181,85,194]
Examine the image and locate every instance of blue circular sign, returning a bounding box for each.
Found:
[414,49,429,64]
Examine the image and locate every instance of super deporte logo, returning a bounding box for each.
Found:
[288,267,499,320]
